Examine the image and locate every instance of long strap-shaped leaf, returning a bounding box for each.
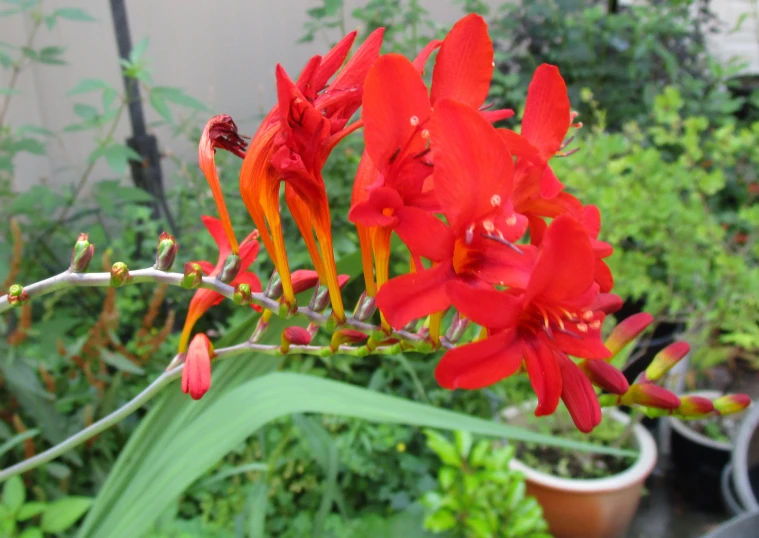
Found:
[80,371,636,538]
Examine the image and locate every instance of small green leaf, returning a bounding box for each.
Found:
[149,91,172,123]
[424,430,461,467]
[151,86,207,111]
[99,349,145,375]
[73,103,99,121]
[18,528,44,538]
[0,429,39,459]
[37,46,66,65]
[2,475,25,512]
[12,137,45,155]
[41,497,93,533]
[68,78,112,95]
[454,430,473,459]
[17,502,46,521]
[53,7,96,22]
[0,88,21,95]
[129,37,149,63]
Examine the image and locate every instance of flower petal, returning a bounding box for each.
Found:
[431,13,493,108]
[375,261,455,329]
[446,280,521,330]
[524,341,562,416]
[348,186,403,228]
[559,355,602,433]
[394,206,454,262]
[435,329,523,389]
[521,64,571,160]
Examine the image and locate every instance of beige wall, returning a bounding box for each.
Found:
[3,0,759,193]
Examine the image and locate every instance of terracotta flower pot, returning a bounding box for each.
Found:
[503,406,657,538]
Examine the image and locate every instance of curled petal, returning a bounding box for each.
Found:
[182,333,213,400]
[559,355,602,433]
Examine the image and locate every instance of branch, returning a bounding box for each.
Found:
[0,339,409,482]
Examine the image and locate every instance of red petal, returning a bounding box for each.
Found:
[348,187,403,228]
[394,206,454,262]
[233,272,263,312]
[524,341,562,416]
[525,215,595,305]
[363,54,431,180]
[435,329,523,389]
[480,108,515,123]
[283,326,312,346]
[538,165,564,199]
[580,359,629,395]
[521,64,571,160]
[182,333,212,400]
[446,280,521,330]
[375,261,455,329]
[431,13,493,108]
[194,260,216,276]
[548,322,612,360]
[583,205,602,238]
[330,28,384,91]
[595,259,614,293]
[559,355,602,433]
[239,231,261,270]
[431,98,514,234]
[499,129,541,161]
[201,215,231,262]
[412,39,442,72]
[310,31,357,92]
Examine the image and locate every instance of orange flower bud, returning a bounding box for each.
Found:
[714,394,751,416]
[181,333,214,400]
[642,341,690,382]
[281,326,312,353]
[580,359,629,395]
[621,383,680,409]
[676,395,715,418]
[604,312,653,357]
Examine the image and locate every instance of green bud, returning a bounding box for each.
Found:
[182,262,203,289]
[218,253,241,284]
[234,283,252,305]
[7,284,29,306]
[110,262,131,287]
[70,233,95,273]
[155,232,178,271]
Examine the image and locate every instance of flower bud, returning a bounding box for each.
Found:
[605,312,654,357]
[234,283,251,305]
[181,333,214,400]
[676,395,715,418]
[218,253,241,284]
[445,311,471,344]
[182,262,203,289]
[110,262,131,287]
[330,329,369,352]
[264,271,283,299]
[353,292,377,322]
[280,326,312,354]
[309,286,330,312]
[70,233,95,273]
[7,284,29,307]
[155,232,178,271]
[580,359,629,395]
[621,383,680,409]
[642,341,690,382]
[714,394,751,416]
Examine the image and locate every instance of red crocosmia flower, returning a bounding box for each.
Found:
[198,115,248,254]
[375,99,533,330]
[182,333,213,400]
[178,216,262,352]
[434,215,611,420]
[350,14,511,298]
[240,29,383,320]
[558,354,603,433]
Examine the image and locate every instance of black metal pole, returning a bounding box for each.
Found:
[109,0,177,237]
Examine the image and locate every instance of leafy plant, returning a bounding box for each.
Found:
[422,430,549,538]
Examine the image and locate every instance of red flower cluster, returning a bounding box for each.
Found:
[186,14,661,430]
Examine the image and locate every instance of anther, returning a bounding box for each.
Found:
[421,129,430,139]
[506,215,517,226]
[388,146,401,164]
[483,219,495,232]
[589,320,601,330]
[490,194,501,207]
[577,323,588,333]
[465,224,475,245]
[480,233,523,254]
[410,115,419,126]
[582,311,594,321]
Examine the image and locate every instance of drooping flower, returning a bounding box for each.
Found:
[434,216,611,428]
[240,29,383,319]
[374,98,532,330]
[178,216,262,352]
[182,333,213,400]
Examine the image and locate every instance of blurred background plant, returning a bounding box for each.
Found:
[1,0,758,536]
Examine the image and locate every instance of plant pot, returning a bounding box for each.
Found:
[700,511,759,538]
[502,406,657,538]
[667,390,732,512]
[728,395,759,513]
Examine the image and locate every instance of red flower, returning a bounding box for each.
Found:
[178,216,262,352]
[182,333,213,400]
[240,29,383,318]
[374,98,532,329]
[434,216,610,427]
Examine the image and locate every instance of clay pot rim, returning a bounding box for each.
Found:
[502,405,657,493]
[667,390,732,452]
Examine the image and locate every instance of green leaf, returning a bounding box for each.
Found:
[129,38,149,64]
[99,349,145,375]
[67,78,112,95]
[151,86,207,112]
[73,103,98,121]
[195,462,268,489]
[80,372,634,538]
[0,88,21,95]
[89,143,142,175]
[12,137,45,155]
[425,430,461,467]
[41,497,93,533]
[2,475,25,512]
[0,429,39,459]
[53,7,96,22]
[149,91,172,123]
[18,528,44,538]
[245,481,268,538]
[17,502,46,521]
[37,46,66,65]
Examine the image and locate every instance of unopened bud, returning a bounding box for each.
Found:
[182,262,203,289]
[580,359,629,395]
[605,312,654,357]
[445,311,471,344]
[290,270,319,295]
[265,271,283,299]
[7,284,29,307]
[280,326,312,353]
[155,232,178,271]
[234,283,252,305]
[353,292,377,322]
[70,233,95,273]
[110,262,130,287]
[621,383,680,410]
[251,318,269,342]
[309,286,331,312]
[714,394,751,416]
[643,341,690,382]
[676,395,715,418]
[218,253,241,284]
[330,329,369,352]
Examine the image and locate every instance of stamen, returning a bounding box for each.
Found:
[558,327,583,339]
[480,232,523,254]
[465,224,475,245]
[577,322,588,333]
[505,215,517,226]
[412,147,431,159]
[490,194,501,207]
[420,159,433,167]
[421,129,430,139]
[582,311,594,321]
[483,219,495,232]
[589,320,601,330]
[410,115,419,126]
